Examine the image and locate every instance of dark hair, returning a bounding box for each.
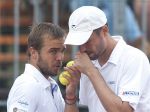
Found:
[94,27,102,35]
[94,23,108,35]
[27,22,65,57]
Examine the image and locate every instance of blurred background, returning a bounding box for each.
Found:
[0,0,150,111]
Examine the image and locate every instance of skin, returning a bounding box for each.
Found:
[28,35,66,79]
[29,35,79,112]
[65,25,134,112]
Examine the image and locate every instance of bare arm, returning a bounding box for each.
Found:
[64,67,80,112]
[64,85,79,112]
[87,67,133,112]
[64,100,79,112]
[75,52,134,112]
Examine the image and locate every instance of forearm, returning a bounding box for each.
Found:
[65,83,79,112]
[65,103,79,112]
[64,94,79,112]
[87,68,133,112]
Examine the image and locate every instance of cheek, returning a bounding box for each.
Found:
[39,53,51,66]
[45,55,56,64]
[92,40,101,49]
[42,56,53,69]
[92,40,105,54]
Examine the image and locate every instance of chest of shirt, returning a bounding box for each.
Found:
[36,87,64,112]
[82,64,124,112]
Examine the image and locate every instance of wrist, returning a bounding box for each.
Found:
[86,67,98,77]
[65,95,77,105]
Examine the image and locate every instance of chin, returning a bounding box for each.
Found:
[47,70,58,77]
[49,72,57,77]
[90,55,98,60]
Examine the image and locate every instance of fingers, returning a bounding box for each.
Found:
[64,65,81,86]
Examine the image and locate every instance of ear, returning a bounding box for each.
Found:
[28,47,38,60]
[102,25,109,34]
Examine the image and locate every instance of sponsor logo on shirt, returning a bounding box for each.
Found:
[122,91,139,96]
[18,100,29,106]
[71,25,77,30]
[108,81,115,85]
[13,107,27,112]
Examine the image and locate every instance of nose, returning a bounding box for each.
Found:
[56,52,64,61]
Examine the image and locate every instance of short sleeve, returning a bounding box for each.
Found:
[118,52,150,110]
[7,82,40,112]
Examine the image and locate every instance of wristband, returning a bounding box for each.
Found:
[65,95,77,105]
[65,99,76,105]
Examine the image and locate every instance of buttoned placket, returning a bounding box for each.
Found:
[50,83,59,112]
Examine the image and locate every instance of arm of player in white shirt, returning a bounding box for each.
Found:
[74,52,134,112]
[87,67,134,112]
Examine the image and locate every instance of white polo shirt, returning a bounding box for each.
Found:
[7,64,65,112]
[79,36,150,112]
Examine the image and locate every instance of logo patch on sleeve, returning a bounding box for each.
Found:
[122,91,139,96]
[13,107,27,112]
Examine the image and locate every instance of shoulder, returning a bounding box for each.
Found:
[7,74,43,112]
[9,73,43,100]
[123,45,149,62]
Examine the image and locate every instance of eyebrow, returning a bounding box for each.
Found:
[49,47,66,52]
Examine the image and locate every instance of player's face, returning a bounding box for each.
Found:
[79,28,107,60]
[36,37,66,78]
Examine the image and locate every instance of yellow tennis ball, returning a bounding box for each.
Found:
[66,60,74,67]
[59,71,71,86]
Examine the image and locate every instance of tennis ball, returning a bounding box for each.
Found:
[66,60,74,67]
[59,71,71,86]
[59,61,74,86]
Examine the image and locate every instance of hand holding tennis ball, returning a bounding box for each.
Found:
[59,71,71,86]
[59,61,74,86]
[66,60,74,67]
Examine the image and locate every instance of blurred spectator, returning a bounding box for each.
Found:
[30,0,51,23]
[21,0,51,23]
[69,0,143,48]
[132,0,150,41]
[126,0,150,57]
